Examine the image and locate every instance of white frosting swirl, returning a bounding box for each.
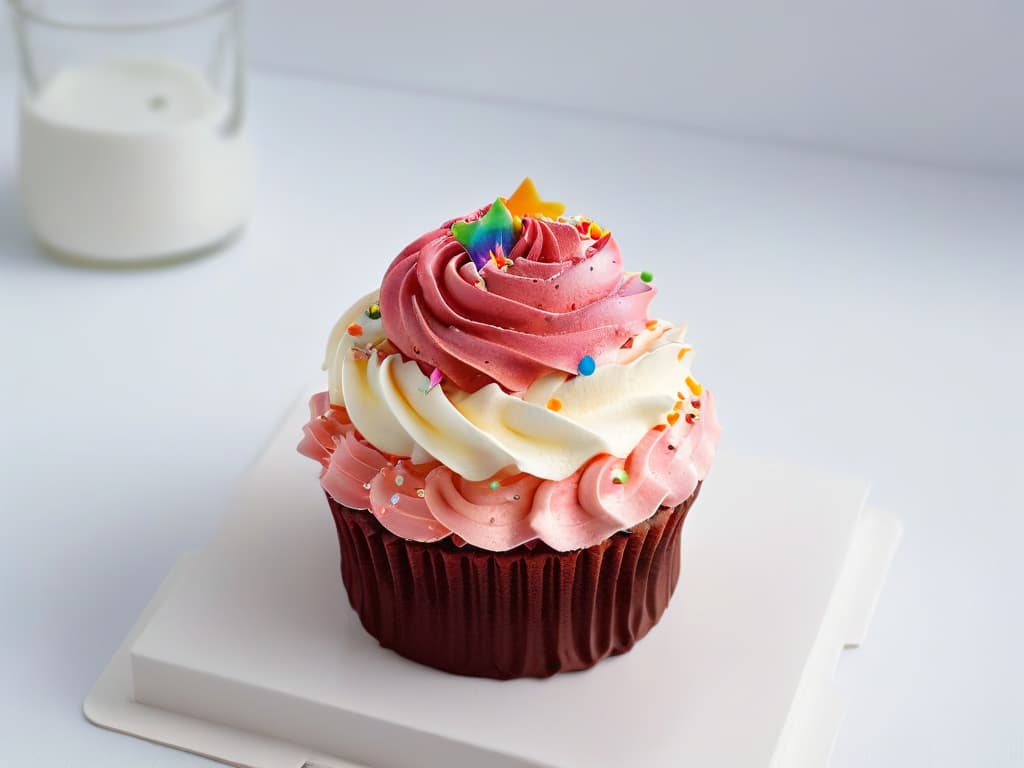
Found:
[323,292,698,482]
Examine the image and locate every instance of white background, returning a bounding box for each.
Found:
[1,3,1023,767]
[244,0,1024,175]
[3,1,1024,173]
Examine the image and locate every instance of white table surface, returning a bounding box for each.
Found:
[0,71,1021,767]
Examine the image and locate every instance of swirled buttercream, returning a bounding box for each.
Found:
[300,187,720,552]
[299,389,719,551]
[379,213,653,392]
[327,303,696,481]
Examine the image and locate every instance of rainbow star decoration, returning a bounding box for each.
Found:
[452,197,515,270]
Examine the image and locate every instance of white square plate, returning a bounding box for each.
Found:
[85,394,901,768]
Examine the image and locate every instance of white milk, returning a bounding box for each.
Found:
[18,58,250,264]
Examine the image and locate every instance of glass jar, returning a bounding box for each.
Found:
[9,0,250,266]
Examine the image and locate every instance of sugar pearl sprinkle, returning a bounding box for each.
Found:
[394,475,404,486]
[416,488,425,498]
[578,355,596,376]
[489,480,500,490]
[390,493,401,505]
[365,303,381,320]
[611,468,630,484]
[640,270,654,283]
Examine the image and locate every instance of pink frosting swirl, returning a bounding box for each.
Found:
[299,391,721,552]
[379,211,655,392]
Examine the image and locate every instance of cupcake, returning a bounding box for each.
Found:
[298,179,720,679]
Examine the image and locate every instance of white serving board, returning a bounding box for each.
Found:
[85,395,902,768]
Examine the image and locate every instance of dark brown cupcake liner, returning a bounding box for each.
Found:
[327,484,701,680]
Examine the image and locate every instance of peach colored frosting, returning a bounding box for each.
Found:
[299,388,720,552]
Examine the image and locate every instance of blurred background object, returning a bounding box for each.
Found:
[9,0,248,266]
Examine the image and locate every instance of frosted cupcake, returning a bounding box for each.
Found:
[299,179,720,679]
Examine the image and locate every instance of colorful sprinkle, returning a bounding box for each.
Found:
[573,217,607,240]
[394,475,404,486]
[365,303,381,320]
[591,231,612,251]
[646,320,659,331]
[419,367,444,394]
[362,482,371,490]
[686,412,700,425]
[611,468,630,484]
[677,347,691,361]
[547,397,563,412]
[685,375,703,396]
[691,398,702,409]
[578,355,596,376]
[504,177,566,220]
[487,244,503,269]
[485,245,514,270]
[489,480,500,490]
[451,197,515,270]
[389,493,400,505]
[416,488,425,498]
[513,494,521,501]
[673,400,684,411]
[667,412,680,426]
[347,323,363,336]
[640,271,654,283]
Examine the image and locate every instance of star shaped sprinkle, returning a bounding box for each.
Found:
[451,198,515,270]
[504,177,566,220]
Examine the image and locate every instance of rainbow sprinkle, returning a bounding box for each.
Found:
[419,367,444,394]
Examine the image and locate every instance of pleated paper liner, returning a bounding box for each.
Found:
[328,483,701,680]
